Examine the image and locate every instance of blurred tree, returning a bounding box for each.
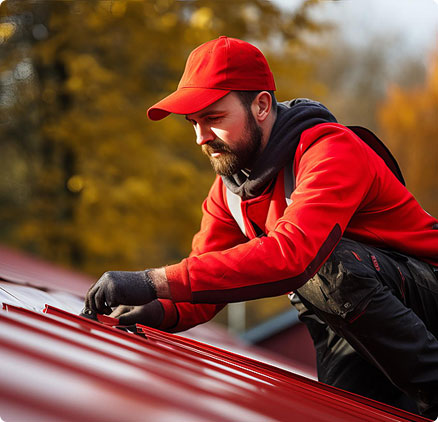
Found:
[310,32,428,132]
[0,0,328,284]
[378,51,438,217]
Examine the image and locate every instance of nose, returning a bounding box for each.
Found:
[195,124,214,146]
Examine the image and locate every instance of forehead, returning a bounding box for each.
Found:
[186,92,242,120]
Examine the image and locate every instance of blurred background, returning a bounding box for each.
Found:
[0,0,437,331]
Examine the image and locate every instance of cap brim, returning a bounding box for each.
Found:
[147,87,230,121]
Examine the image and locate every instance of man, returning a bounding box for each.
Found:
[83,36,438,417]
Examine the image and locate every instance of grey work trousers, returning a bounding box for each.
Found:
[291,237,438,418]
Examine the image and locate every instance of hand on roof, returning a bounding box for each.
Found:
[84,270,158,314]
[109,301,164,328]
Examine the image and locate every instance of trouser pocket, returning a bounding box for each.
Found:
[294,238,438,417]
[297,238,382,322]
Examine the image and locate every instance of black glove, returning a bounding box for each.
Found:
[109,300,164,328]
[84,270,157,315]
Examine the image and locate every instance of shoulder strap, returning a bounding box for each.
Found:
[226,166,294,237]
[226,188,247,237]
[226,126,404,237]
[348,126,405,186]
[284,162,295,205]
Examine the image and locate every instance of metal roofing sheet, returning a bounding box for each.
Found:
[0,246,432,421]
[0,301,430,422]
[0,245,92,295]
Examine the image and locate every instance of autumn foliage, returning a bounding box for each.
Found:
[0,0,326,278]
[378,51,438,217]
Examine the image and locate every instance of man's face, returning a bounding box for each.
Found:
[186,93,263,176]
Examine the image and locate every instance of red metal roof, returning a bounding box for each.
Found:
[0,246,432,421]
[0,244,92,296]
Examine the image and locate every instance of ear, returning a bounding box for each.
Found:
[251,91,272,123]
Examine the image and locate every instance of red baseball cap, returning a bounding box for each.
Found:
[147,36,276,121]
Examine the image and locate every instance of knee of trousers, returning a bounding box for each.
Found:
[297,239,381,321]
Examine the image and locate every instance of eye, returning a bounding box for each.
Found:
[185,116,197,126]
[207,115,222,123]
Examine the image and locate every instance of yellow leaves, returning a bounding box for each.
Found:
[86,8,107,30]
[398,103,417,130]
[190,7,213,30]
[66,76,82,92]
[0,0,332,279]
[41,87,56,104]
[381,84,417,131]
[241,4,260,25]
[154,0,174,14]
[0,21,15,44]
[70,54,108,79]
[120,177,152,202]
[110,1,127,18]
[81,182,98,205]
[66,54,115,96]
[67,175,84,193]
[160,12,178,29]
[426,52,438,100]
[380,52,438,135]
[378,50,438,215]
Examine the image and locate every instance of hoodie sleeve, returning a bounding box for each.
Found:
[166,124,374,304]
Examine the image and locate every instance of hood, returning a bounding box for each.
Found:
[222,98,337,200]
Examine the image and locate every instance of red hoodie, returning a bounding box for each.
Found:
[158,123,438,332]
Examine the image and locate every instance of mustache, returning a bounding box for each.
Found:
[202,139,233,156]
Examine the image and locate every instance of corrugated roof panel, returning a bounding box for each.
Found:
[0,245,92,295]
[0,303,431,422]
[0,247,432,421]
[0,281,83,313]
[0,308,265,422]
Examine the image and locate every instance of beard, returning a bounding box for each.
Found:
[202,111,263,177]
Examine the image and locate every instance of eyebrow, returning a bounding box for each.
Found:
[186,109,226,121]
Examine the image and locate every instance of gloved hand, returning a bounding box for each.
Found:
[84,270,157,315]
[109,300,164,328]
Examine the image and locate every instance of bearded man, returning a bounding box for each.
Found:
[83,36,438,418]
